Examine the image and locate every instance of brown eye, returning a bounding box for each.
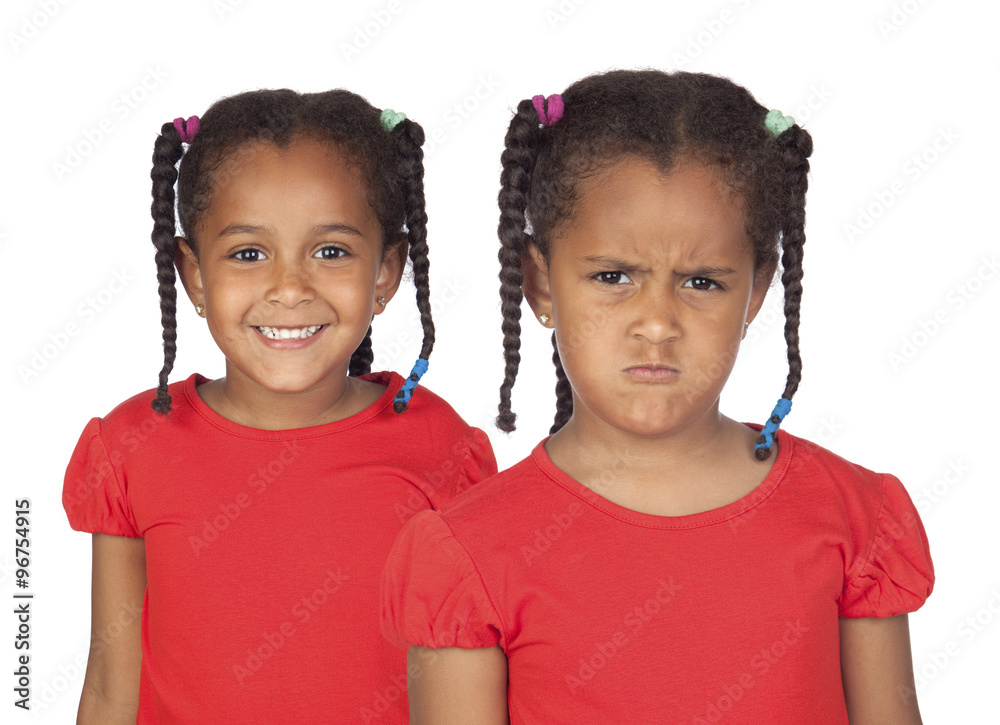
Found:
[594,271,631,285]
[685,277,719,291]
[315,246,347,260]
[233,248,264,262]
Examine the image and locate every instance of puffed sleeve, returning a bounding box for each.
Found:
[62,418,140,538]
[381,509,503,650]
[453,427,498,498]
[839,474,933,618]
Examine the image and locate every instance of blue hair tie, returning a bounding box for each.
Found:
[754,397,792,453]
[395,357,429,405]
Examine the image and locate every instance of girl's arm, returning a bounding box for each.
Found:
[407,645,509,725]
[840,614,923,724]
[77,533,146,725]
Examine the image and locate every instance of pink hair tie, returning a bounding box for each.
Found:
[172,115,200,143]
[531,94,564,126]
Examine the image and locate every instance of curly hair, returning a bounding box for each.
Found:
[496,70,813,460]
[149,89,433,415]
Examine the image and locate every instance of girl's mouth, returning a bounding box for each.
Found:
[254,325,325,340]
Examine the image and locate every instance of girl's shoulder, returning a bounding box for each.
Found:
[779,430,897,504]
[88,373,202,435]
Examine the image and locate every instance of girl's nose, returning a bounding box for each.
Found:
[266,259,316,307]
[630,286,682,345]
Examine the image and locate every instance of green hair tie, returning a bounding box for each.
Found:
[764,108,795,138]
[380,108,406,132]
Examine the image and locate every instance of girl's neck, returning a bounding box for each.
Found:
[545,404,775,516]
[196,366,384,431]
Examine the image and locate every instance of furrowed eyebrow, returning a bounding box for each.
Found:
[685,266,738,277]
[582,255,652,274]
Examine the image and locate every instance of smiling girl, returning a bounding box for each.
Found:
[62,89,496,724]
[381,71,933,723]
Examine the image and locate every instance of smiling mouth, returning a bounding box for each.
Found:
[255,325,325,340]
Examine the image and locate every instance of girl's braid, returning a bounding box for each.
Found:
[551,333,573,434]
[149,122,186,414]
[496,99,542,432]
[754,123,813,460]
[390,118,434,413]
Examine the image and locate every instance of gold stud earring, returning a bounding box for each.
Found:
[195,303,205,317]
[540,314,550,326]
[377,296,386,307]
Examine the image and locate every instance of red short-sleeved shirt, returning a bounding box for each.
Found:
[64,372,497,724]
[381,430,933,724]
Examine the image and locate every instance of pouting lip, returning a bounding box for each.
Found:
[622,363,680,373]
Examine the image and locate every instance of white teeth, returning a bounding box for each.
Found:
[256,325,321,340]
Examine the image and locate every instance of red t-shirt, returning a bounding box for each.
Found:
[381,430,933,724]
[64,372,497,724]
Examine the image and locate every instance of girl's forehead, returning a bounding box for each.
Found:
[555,157,752,262]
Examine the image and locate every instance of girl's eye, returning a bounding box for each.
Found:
[595,271,632,285]
[232,248,265,263]
[684,277,720,291]
[315,246,347,261]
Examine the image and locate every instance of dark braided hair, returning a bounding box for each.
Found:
[391,118,435,413]
[495,71,813,461]
[148,90,433,414]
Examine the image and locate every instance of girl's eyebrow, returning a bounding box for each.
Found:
[217,222,365,238]
[582,256,738,278]
[314,223,365,237]
[217,223,267,237]
[684,265,738,277]
[582,255,652,274]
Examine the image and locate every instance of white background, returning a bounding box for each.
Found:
[2,0,997,721]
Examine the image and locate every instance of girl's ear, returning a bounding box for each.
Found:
[746,260,777,325]
[373,237,409,315]
[174,237,203,307]
[521,236,553,327]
